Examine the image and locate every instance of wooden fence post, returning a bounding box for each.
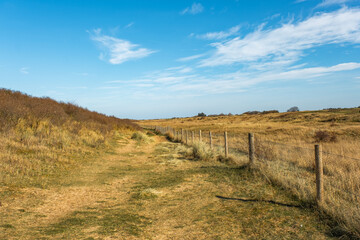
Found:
[224,132,228,158]
[192,131,194,143]
[181,129,184,142]
[315,144,323,204]
[186,130,188,145]
[199,130,202,142]
[209,131,212,149]
[248,133,254,165]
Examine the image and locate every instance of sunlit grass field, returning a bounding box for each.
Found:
[139,108,360,237]
[0,89,139,188]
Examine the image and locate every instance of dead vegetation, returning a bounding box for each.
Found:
[0,88,139,188]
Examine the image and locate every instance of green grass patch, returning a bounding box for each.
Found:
[41,207,151,238]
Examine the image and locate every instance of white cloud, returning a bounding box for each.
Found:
[20,67,29,74]
[125,22,134,28]
[177,54,205,62]
[200,8,360,67]
[90,29,155,64]
[181,3,204,15]
[295,0,309,3]
[196,25,241,40]
[120,62,360,97]
[317,0,353,7]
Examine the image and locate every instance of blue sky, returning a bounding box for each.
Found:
[1,0,360,119]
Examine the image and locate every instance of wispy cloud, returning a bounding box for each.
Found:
[295,0,309,3]
[125,22,134,28]
[20,67,29,74]
[177,54,205,62]
[76,72,89,76]
[181,3,204,15]
[104,61,360,98]
[195,25,241,40]
[89,29,155,64]
[200,8,360,67]
[317,0,353,7]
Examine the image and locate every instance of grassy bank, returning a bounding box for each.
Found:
[0,89,139,188]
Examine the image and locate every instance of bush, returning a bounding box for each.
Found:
[287,106,300,112]
[197,112,206,117]
[244,111,260,115]
[314,130,337,143]
[262,110,279,114]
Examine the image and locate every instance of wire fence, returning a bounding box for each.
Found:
[145,125,360,235]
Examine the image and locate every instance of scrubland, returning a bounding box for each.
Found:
[140,108,360,238]
[0,89,138,188]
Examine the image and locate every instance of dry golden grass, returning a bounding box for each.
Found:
[139,108,360,238]
[0,89,139,188]
[1,133,335,239]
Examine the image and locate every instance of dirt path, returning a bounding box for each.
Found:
[0,133,336,239]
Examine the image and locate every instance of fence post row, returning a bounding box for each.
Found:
[153,125,327,205]
[315,144,323,204]
[248,133,254,165]
[224,131,228,158]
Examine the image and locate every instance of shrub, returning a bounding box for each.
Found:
[244,111,260,115]
[287,106,300,112]
[197,112,206,117]
[262,110,279,114]
[314,130,337,143]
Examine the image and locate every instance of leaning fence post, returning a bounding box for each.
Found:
[186,130,188,145]
[209,131,213,149]
[199,130,202,142]
[181,129,184,142]
[315,144,323,204]
[224,132,228,158]
[248,133,254,165]
[192,131,194,143]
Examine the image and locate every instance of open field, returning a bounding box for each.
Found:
[0,132,338,239]
[139,108,360,237]
[0,89,357,239]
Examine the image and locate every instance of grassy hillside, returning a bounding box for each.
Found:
[139,109,360,237]
[0,89,139,188]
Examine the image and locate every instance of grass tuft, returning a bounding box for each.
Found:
[191,142,215,161]
[131,131,152,143]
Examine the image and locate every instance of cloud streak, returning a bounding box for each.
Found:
[177,54,205,62]
[200,8,360,67]
[104,62,360,98]
[90,29,155,64]
[317,0,353,7]
[181,3,204,15]
[20,67,29,74]
[195,25,241,40]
